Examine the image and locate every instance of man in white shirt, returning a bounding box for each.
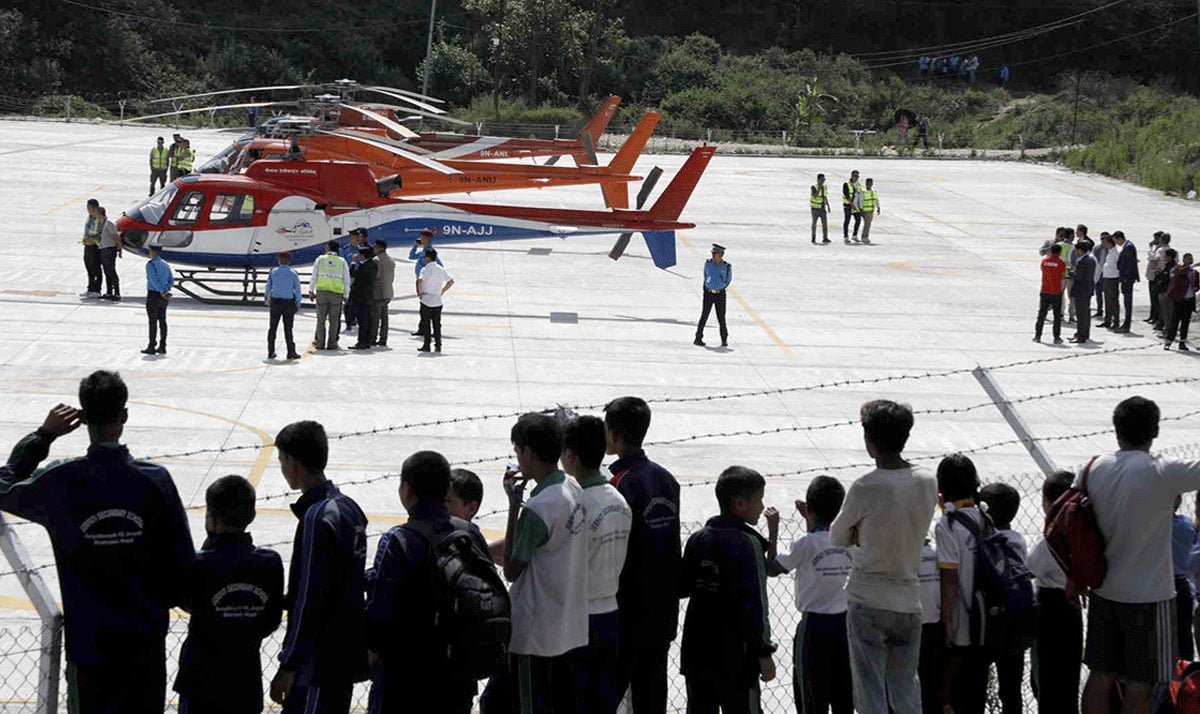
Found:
[1098,234,1121,329]
[561,414,631,714]
[830,400,938,714]
[415,249,454,353]
[1079,397,1200,714]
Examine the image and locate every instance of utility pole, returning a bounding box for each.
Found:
[1069,69,1081,147]
[424,0,439,100]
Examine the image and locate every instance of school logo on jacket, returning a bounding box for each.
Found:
[566,503,587,535]
[212,583,270,619]
[79,509,145,546]
[643,496,678,530]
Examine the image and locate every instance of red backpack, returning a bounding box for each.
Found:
[1169,660,1200,714]
[1044,456,1107,590]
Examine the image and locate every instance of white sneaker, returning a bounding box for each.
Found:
[86,291,100,299]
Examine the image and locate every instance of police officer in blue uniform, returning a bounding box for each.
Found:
[694,243,732,347]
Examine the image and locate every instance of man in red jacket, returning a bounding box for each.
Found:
[1164,252,1198,351]
[1035,244,1067,344]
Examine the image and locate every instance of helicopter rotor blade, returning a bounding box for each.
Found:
[357,87,446,115]
[335,103,420,140]
[150,85,317,104]
[365,85,446,105]
[123,101,296,123]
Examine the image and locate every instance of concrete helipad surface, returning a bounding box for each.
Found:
[0,119,1198,708]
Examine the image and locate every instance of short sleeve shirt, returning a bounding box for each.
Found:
[1040,256,1066,295]
[918,541,940,625]
[775,529,852,615]
[417,262,453,307]
[1027,538,1066,590]
[935,505,983,647]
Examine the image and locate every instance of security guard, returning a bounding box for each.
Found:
[842,170,862,244]
[859,178,881,244]
[810,173,830,244]
[309,240,351,351]
[171,139,195,180]
[694,244,732,348]
[149,137,169,196]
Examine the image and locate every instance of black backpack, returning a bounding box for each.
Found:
[949,511,1038,653]
[406,519,512,680]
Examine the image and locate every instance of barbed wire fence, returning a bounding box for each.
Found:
[0,342,1199,712]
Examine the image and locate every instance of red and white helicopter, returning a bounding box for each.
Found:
[116,147,716,303]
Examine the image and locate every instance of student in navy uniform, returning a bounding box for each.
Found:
[366,451,489,714]
[680,466,779,714]
[604,396,682,714]
[270,421,369,714]
[447,467,484,526]
[694,243,732,347]
[771,476,853,714]
[977,482,1030,714]
[0,371,195,714]
[175,475,284,714]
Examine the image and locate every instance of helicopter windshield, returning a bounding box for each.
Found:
[198,143,240,174]
[126,183,178,227]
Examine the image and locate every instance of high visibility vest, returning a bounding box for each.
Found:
[843,181,861,205]
[314,254,347,294]
[862,189,879,212]
[810,184,827,209]
[175,148,195,172]
[150,146,169,170]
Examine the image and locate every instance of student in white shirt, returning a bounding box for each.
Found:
[1080,397,1200,714]
[1027,471,1081,714]
[917,538,942,714]
[561,415,631,714]
[830,400,938,714]
[934,454,987,714]
[415,249,454,353]
[772,476,853,714]
[485,413,589,714]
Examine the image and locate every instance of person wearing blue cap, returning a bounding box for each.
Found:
[694,244,731,347]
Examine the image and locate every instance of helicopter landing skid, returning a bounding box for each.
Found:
[173,267,313,307]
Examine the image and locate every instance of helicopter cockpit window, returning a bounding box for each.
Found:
[209,194,256,225]
[169,192,206,225]
[127,183,178,226]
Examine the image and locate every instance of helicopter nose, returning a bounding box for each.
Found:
[123,229,148,249]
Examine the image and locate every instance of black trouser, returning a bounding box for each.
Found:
[1149,281,1162,322]
[355,298,373,347]
[479,654,579,714]
[842,204,860,238]
[344,297,358,328]
[84,243,103,293]
[1120,280,1135,329]
[1094,281,1104,314]
[146,292,168,349]
[418,303,442,348]
[991,650,1024,714]
[150,168,167,195]
[696,290,728,343]
[281,681,353,714]
[574,611,623,714]
[368,664,474,714]
[1166,298,1196,344]
[919,622,944,714]
[1074,294,1091,341]
[794,612,853,714]
[685,675,760,714]
[1102,278,1119,326]
[943,646,988,714]
[268,298,297,357]
[67,646,166,714]
[1034,587,1082,714]
[615,638,670,714]
[1035,292,1062,340]
[100,247,120,296]
[170,168,184,181]
[1178,575,1195,661]
[372,299,389,345]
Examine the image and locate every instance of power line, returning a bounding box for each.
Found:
[53,0,428,34]
[852,0,1133,60]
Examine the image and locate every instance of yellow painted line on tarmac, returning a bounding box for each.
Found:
[0,595,35,611]
[43,185,105,217]
[911,208,977,238]
[131,400,275,487]
[678,234,795,360]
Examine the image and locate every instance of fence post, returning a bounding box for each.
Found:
[706,128,712,144]
[782,129,787,149]
[65,96,71,123]
[554,124,559,139]
[0,514,62,714]
[972,367,1060,476]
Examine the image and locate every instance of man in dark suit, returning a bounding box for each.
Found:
[1114,231,1139,332]
[1070,241,1097,344]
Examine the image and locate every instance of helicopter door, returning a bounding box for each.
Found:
[254,195,333,257]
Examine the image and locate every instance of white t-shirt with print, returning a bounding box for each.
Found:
[935,505,984,647]
[775,529,853,615]
[577,474,632,615]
